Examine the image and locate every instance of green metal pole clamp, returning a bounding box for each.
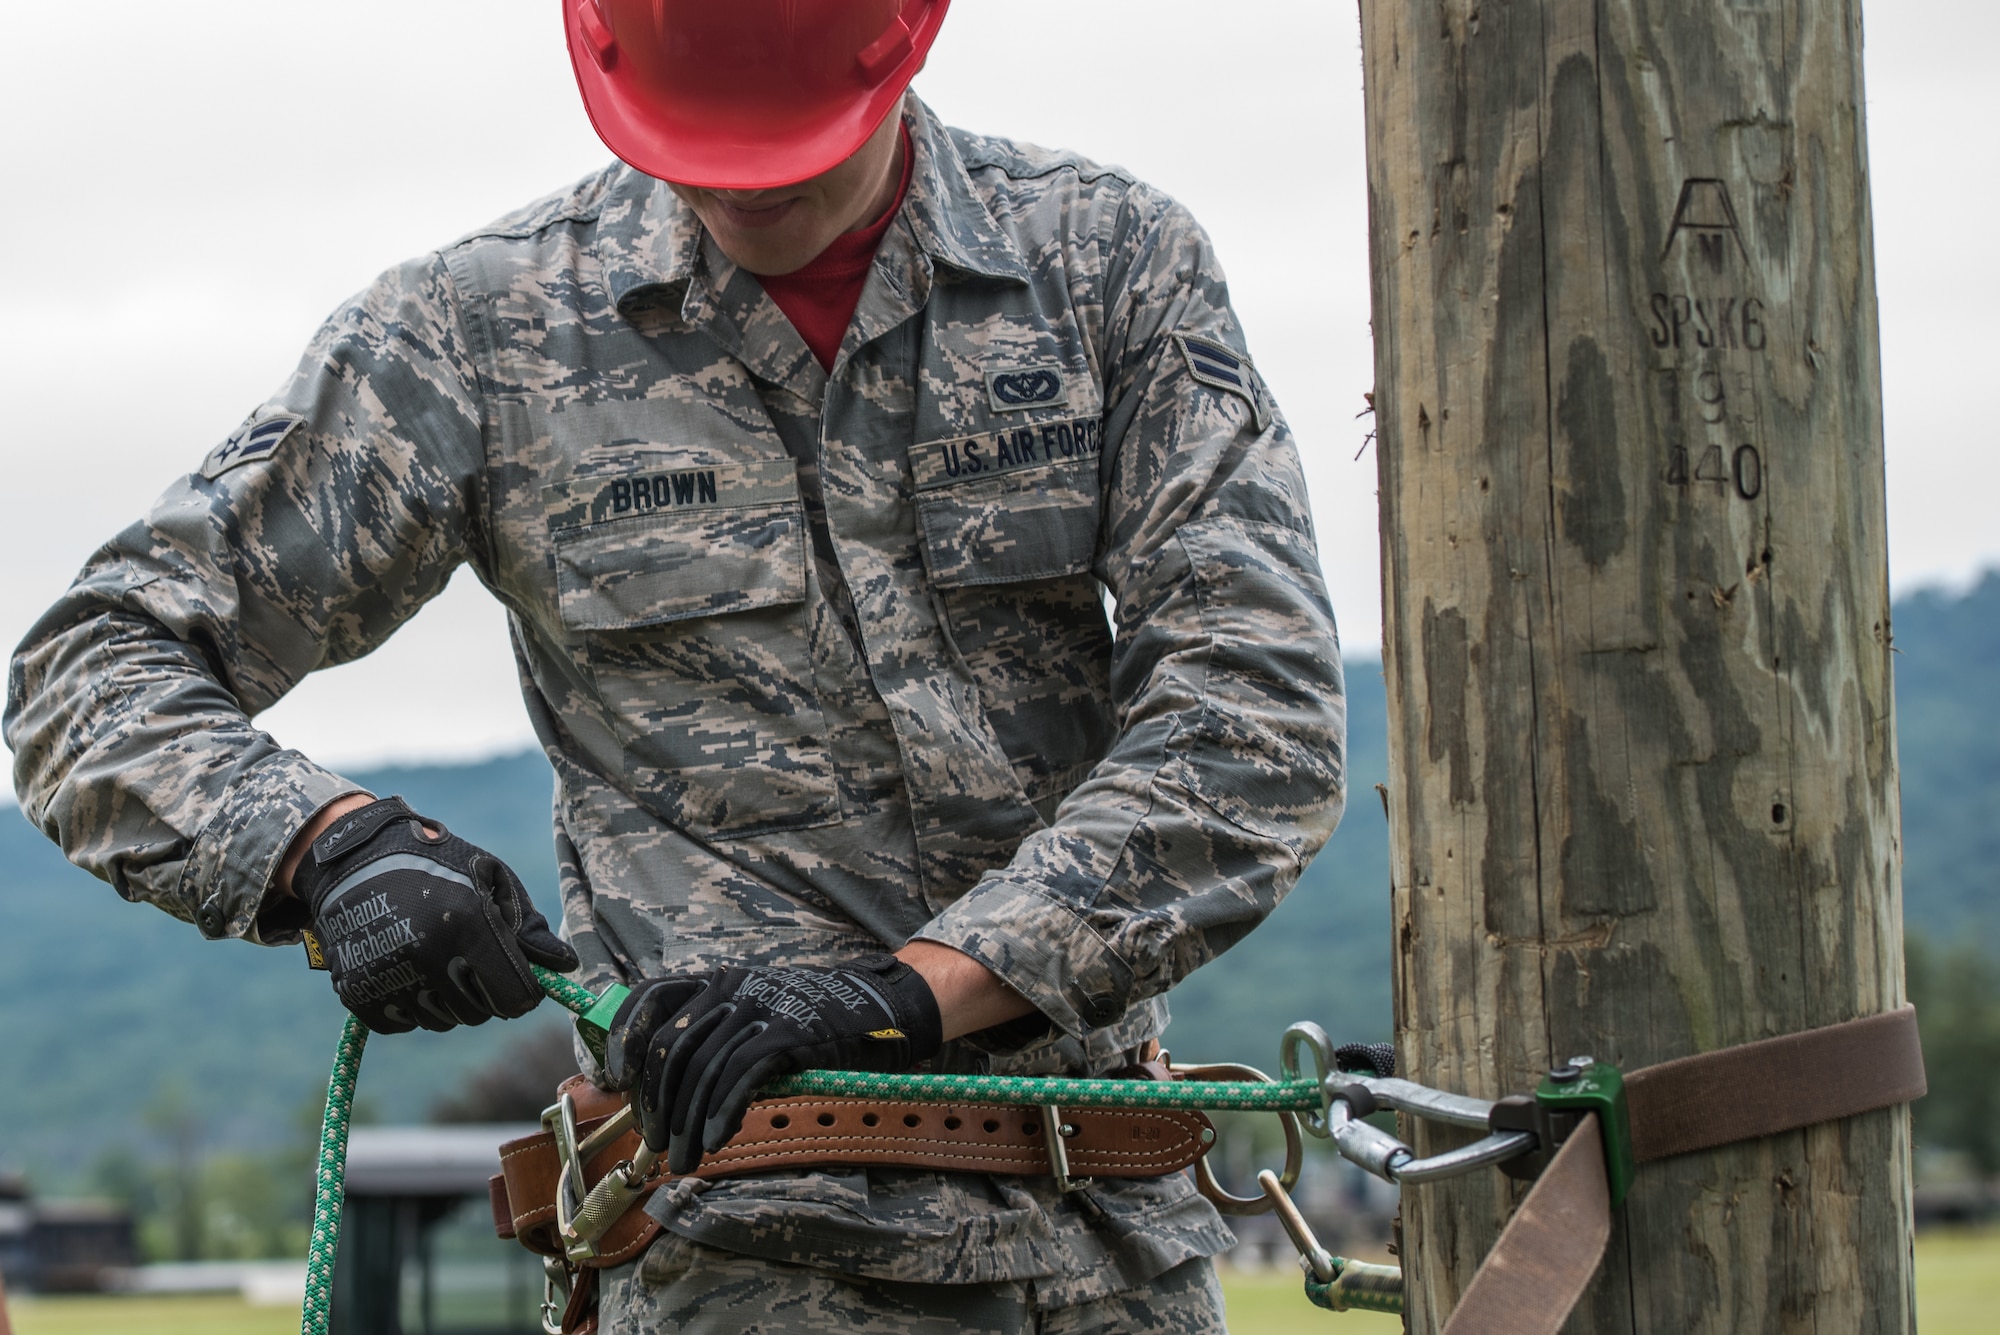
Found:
[1490,1057,1635,1206]
[1536,1058,1634,1206]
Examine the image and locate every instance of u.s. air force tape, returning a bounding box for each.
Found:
[202,411,306,479]
[1174,334,1269,432]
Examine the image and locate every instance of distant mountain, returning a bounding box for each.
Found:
[1889,572,2000,947]
[2,573,1991,1188]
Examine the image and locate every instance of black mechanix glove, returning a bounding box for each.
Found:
[294,796,578,1034]
[603,955,943,1174]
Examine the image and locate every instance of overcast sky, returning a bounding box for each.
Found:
[2,1,1992,770]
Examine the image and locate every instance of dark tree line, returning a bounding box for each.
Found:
[1908,934,2000,1176]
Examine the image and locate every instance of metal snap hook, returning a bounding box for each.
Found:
[539,1255,572,1335]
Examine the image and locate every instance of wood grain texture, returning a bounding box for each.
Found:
[1357,0,1912,1330]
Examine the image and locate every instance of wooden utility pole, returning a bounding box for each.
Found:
[1360,1,1910,1331]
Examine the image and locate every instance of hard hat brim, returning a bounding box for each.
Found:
[565,0,947,190]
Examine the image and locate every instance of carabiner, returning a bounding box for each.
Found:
[1323,1078,1538,1185]
[544,1093,595,1262]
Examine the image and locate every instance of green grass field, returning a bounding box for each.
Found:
[9,1294,295,1335]
[9,1227,1996,1333]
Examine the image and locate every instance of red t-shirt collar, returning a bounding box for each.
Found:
[758,124,915,370]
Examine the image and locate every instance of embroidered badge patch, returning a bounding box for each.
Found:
[1174,335,1270,431]
[201,411,305,479]
[985,366,1067,412]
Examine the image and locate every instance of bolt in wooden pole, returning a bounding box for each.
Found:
[1359,0,1911,1330]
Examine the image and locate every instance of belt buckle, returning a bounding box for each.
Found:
[1040,1103,1091,1193]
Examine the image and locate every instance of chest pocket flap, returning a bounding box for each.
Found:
[548,458,806,630]
[911,418,1105,587]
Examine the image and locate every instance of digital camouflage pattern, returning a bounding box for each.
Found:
[5,97,1344,1298]
[603,1228,1227,1334]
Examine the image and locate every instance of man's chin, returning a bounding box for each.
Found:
[700,214,842,277]
[722,240,830,277]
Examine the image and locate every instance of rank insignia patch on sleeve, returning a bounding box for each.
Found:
[1174,334,1270,432]
[201,411,305,480]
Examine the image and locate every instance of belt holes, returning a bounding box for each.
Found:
[1022,1120,1040,1137]
[982,1118,1001,1134]
[861,1112,880,1127]
[770,1114,790,1129]
[943,1116,962,1130]
[904,1113,923,1128]
[817,1112,837,1127]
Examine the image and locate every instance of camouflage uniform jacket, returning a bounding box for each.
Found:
[6,98,1345,1299]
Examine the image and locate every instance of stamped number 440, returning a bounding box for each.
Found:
[1667,443,1762,500]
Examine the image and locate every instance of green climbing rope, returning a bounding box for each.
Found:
[531,966,1323,1108]
[762,1068,1323,1110]
[302,966,1330,1335]
[535,966,600,1017]
[302,1016,367,1335]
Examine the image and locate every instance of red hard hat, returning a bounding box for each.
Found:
[564,0,950,190]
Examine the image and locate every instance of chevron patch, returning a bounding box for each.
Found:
[1174,334,1269,431]
[202,412,305,479]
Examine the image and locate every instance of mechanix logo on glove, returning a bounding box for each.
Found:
[293,796,577,1034]
[605,955,943,1175]
[732,968,887,1028]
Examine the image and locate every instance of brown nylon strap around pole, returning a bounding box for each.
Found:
[1623,1004,1927,1163]
[1438,1007,1926,1333]
[1439,1114,1612,1335]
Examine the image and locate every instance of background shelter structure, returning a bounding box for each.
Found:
[1359,0,1911,1329]
[333,1124,543,1335]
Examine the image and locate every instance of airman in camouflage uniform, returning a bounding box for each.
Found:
[5,77,1343,1335]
